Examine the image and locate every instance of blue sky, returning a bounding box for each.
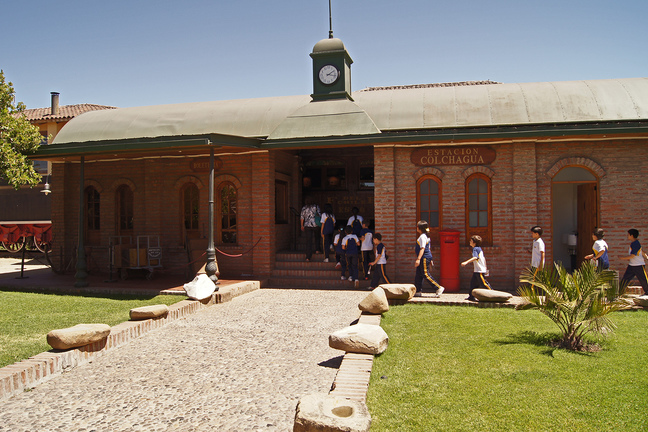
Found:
[2,0,646,109]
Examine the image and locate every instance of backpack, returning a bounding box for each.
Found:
[322,215,334,235]
[351,217,362,236]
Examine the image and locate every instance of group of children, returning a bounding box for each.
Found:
[526,225,648,295]
[319,202,648,298]
[327,207,391,290]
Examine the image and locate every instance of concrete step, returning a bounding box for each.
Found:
[270,250,371,289]
[265,276,372,290]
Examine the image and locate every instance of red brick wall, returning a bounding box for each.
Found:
[50,136,648,290]
[375,137,648,292]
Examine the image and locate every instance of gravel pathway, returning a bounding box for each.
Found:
[0,289,366,431]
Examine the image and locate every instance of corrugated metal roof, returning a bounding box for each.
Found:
[52,77,648,146]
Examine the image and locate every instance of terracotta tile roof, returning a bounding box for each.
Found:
[18,104,117,122]
[358,80,501,92]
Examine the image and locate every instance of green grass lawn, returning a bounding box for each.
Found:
[368,304,648,432]
[0,290,186,368]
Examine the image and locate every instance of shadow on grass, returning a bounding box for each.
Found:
[0,287,168,301]
[495,330,597,357]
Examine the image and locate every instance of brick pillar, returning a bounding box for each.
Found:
[374,147,399,278]
[251,152,274,278]
[512,142,538,280]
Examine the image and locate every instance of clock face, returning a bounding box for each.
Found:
[318,65,339,85]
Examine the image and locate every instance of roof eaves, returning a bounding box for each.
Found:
[260,120,648,148]
[34,133,262,159]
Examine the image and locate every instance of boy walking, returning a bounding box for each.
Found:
[369,233,390,289]
[584,228,609,271]
[620,228,648,295]
[461,235,491,302]
[529,226,545,276]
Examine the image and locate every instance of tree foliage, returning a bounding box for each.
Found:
[0,70,43,189]
[517,260,630,351]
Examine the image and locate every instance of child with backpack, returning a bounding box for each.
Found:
[342,225,361,288]
[369,233,390,289]
[320,203,336,263]
[347,207,364,237]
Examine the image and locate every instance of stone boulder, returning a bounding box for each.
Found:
[294,393,371,432]
[183,273,216,301]
[129,304,169,320]
[358,287,389,314]
[472,288,513,302]
[47,324,111,350]
[633,295,648,307]
[329,323,388,355]
[379,283,416,300]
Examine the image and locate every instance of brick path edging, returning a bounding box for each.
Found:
[0,281,259,402]
[329,312,381,402]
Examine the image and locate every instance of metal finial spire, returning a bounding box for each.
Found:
[328,0,333,38]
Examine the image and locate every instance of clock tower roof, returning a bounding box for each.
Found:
[312,37,346,54]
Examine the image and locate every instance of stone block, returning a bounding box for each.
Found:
[633,295,648,307]
[183,273,216,301]
[358,287,389,314]
[47,324,111,350]
[329,323,388,355]
[294,393,371,432]
[379,283,416,300]
[472,288,512,302]
[129,304,169,320]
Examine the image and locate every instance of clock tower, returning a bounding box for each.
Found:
[310,37,353,101]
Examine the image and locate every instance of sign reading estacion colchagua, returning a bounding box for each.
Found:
[410,146,496,166]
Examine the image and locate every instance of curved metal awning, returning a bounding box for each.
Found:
[39,77,648,159]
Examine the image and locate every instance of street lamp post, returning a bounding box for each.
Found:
[205,145,220,287]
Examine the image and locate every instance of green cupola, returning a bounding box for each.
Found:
[310,37,353,101]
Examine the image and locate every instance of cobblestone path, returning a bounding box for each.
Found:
[0,289,366,431]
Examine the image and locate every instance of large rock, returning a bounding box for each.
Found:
[294,393,371,432]
[472,288,513,302]
[47,324,111,350]
[358,287,389,314]
[129,304,169,320]
[183,273,216,300]
[329,323,388,355]
[633,295,648,307]
[379,283,416,300]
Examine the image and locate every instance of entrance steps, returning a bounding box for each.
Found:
[266,251,372,290]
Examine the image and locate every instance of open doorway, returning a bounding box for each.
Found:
[551,166,598,271]
[299,147,375,231]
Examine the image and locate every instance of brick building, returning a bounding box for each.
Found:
[0,94,114,252]
[35,36,648,291]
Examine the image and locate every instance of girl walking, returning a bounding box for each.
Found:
[414,220,445,297]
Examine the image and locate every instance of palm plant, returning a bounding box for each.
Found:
[517,260,630,351]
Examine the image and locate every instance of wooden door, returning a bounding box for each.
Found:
[576,183,598,268]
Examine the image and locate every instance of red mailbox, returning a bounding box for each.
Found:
[439,229,461,292]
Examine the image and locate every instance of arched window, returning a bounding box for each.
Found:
[116,184,134,236]
[218,182,237,244]
[182,183,200,235]
[465,173,492,246]
[417,175,442,243]
[85,186,100,245]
